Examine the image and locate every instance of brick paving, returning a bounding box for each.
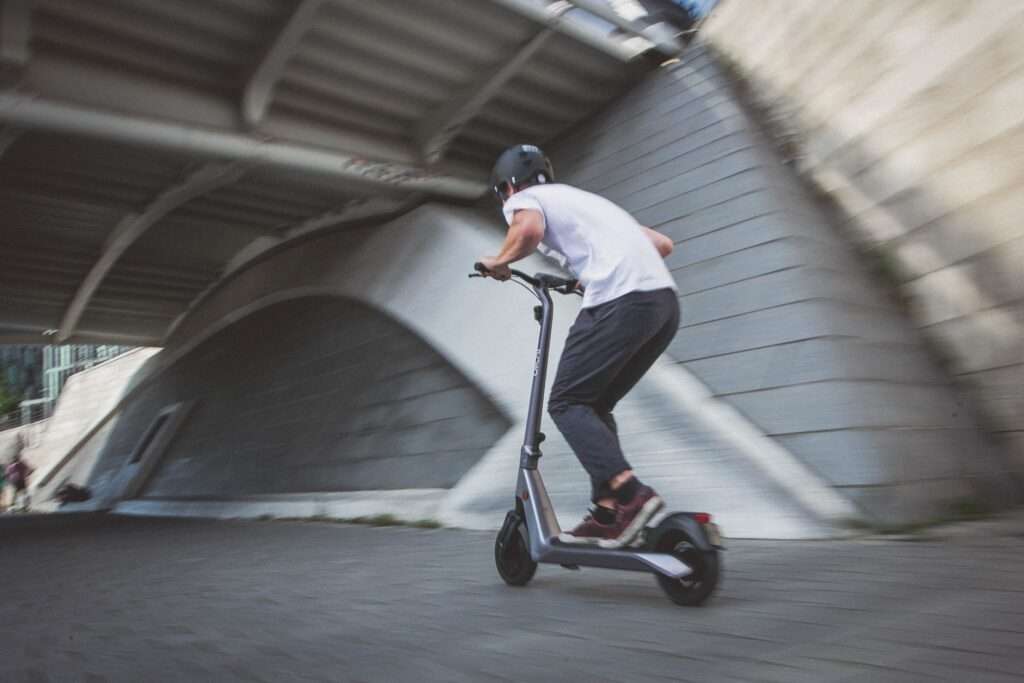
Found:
[1,514,1023,682]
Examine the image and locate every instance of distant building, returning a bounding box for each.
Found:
[0,346,43,401]
[0,344,132,423]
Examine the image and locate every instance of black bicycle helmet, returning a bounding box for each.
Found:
[489,144,554,203]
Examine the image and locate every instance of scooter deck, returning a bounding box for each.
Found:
[538,536,691,579]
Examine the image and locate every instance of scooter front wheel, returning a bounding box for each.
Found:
[653,528,720,606]
[494,519,537,586]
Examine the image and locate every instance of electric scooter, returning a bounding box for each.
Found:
[471,263,722,606]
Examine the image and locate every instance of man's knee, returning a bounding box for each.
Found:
[549,394,611,421]
[548,393,593,424]
[547,396,569,419]
[547,382,574,417]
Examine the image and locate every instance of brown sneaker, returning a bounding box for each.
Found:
[558,511,618,545]
[604,485,663,548]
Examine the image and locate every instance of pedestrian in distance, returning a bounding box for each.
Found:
[6,452,33,512]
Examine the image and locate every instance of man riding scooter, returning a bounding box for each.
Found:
[478,144,678,548]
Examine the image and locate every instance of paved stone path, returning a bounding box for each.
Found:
[1,514,1023,682]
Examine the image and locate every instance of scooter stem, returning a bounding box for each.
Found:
[521,286,554,470]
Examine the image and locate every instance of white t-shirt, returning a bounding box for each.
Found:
[503,183,677,309]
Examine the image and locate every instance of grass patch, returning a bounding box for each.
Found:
[842,497,995,538]
[408,519,443,529]
[348,514,402,526]
[839,517,875,532]
[346,514,442,529]
[949,497,991,521]
[265,513,442,529]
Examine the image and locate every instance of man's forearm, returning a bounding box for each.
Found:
[494,225,542,266]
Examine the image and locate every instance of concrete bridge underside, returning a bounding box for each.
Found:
[6,3,1019,535]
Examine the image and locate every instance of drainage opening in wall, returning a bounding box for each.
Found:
[129,412,171,465]
[115,401,195,502]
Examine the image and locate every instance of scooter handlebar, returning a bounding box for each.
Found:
[472,262,537,286]
[471,262,581,296]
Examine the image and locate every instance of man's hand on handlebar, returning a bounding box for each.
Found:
[471,261,582,296]
[477,257,512,281]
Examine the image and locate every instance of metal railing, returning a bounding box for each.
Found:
[0,400,49,432]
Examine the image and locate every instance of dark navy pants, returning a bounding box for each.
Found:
[547,288,680,503]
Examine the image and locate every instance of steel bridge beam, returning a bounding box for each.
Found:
[565,0,682,56]
[416,29,554,164]
[242,0,326,128]
[0,94,487,198]
[164,195,417,344]
[0,124,20,158]
[489,0,645,61]
[0,0,30,69]
[57,163,246,342]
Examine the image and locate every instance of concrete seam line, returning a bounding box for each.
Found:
[646,360,862,523]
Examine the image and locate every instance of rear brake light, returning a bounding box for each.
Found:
[693,512,712,524]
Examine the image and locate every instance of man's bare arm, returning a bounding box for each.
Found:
[480,209,545,278]
[642,226,674,258]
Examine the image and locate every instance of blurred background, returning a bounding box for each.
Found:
[0,1,1022,679]
[1,0,1019,531]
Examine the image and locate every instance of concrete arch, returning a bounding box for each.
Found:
[110,203,856,538]
[88,291,510,506]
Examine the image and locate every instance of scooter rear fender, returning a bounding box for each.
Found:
[646,512,722,552]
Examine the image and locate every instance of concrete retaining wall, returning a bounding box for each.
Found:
[548,42,1014,520]
[703,1,1024,481]
[21,348,159,506]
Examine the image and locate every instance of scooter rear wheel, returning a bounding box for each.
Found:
[494,523,537,586]
[653,529,720,606]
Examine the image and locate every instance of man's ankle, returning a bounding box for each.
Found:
[614,477,641,505]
